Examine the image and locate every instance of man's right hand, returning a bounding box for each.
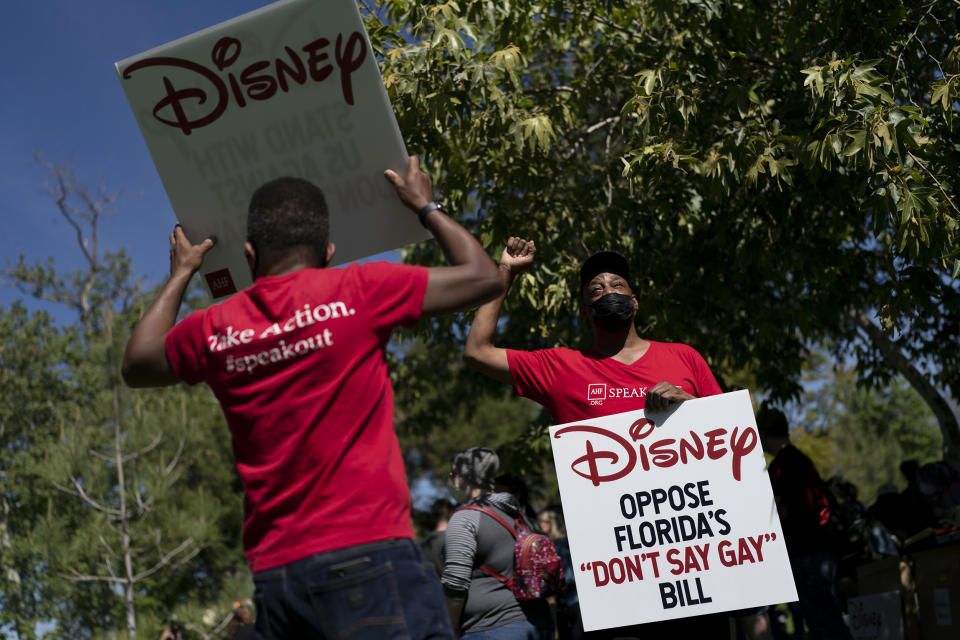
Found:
[500,237,536,276]
[169,224,216,279]
[384,155,433,213]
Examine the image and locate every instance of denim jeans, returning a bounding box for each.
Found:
[253,538,455,640]
[462,608,554,640]
[792,551,854,640]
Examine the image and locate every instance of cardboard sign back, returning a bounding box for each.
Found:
[549,390,798,631]
[115,0,428,297]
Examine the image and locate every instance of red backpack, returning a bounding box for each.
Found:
[457,505,564,600]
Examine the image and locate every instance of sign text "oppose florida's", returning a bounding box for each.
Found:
[122,33,367,136]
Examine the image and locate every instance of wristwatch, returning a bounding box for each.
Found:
[418,201,443,227]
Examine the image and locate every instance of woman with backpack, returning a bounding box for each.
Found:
[442,447,558,640]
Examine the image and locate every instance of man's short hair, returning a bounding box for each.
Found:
[247,177,329,258]
[579,251,631,292]
[756,406,789,437]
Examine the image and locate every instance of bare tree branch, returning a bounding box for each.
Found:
[52,477,121,517]
[123,431,164,463]
[201,610,236,640]
[132,538,201,583]
[163,438,186,477]
[59,570,124,584]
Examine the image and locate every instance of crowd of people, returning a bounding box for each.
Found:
[412,427,959,640]
[129,159,959,640]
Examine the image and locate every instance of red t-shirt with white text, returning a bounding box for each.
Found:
[165,262,428,572]
[507,341,722,424]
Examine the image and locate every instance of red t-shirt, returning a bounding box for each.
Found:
[165,262,428,572]
[506,340,722,423]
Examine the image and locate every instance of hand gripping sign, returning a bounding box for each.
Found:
[549,390,798,631]
[115,0,428,298]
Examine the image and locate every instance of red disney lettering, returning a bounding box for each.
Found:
[633,423,758,482]
[561,417,759,487]
[554,426,637,487]
[122,32,368,136]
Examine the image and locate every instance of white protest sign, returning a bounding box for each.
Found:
[549,390,797,631]
[116,0,427,298]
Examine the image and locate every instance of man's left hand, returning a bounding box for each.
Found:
[645,382,695,412]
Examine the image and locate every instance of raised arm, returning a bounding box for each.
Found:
[121,226,215,388]
[384,157,503,316]
[462,238,536,385]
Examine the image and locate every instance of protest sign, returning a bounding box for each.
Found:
[549,389,797,631]
[847,591,903,640]
[115,0,427,298]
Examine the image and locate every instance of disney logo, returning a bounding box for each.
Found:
[554,424,639,487]
[555,417,758,487]
[122,32,367,136]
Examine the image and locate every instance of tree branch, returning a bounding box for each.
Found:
[52,477,121,517]
[201,610,236,640]
[163,438,186,477]
[855,313,960,471]
[122,431,164,463]
[59,570,124,584]
[131,538,201,583]
[907,151,960,218]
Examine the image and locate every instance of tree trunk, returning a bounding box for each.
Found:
[856,313,960,472]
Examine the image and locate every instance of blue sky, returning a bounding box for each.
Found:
[1,0,401,313]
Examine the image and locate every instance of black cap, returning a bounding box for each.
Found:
[579,251,631,291]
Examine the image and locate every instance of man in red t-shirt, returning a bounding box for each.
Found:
[463,238,722,421]
[122,157,503,639]
[463,238,732,637]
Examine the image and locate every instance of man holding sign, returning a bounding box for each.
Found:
[463,239,730,636]
[463,238,721,423]
[122,158,502,639]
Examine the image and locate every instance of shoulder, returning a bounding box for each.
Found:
[652,340,711,365]
[651,340,698,356]
[354,260,426,278]
[169,305,212,337]
[448,506,483,534]
[510,346,584,361]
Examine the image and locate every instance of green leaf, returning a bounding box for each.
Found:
[931,81,950,110]
[844,131,866,156]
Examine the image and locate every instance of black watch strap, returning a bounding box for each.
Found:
[418,201,443,227]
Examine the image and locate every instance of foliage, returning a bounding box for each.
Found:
[391,337,560,516]
[789,356,942,505]
[1,164,249,639]
[364,0,960,462]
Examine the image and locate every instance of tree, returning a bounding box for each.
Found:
[789,356,943,505]
[0,304,73,639]
[1,162,248,639]
[362,0,960,465]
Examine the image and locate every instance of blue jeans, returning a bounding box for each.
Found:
[792,551,853,640]
[253,538,454,639]
[462,608,554,640]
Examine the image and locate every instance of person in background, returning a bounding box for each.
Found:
[227,599,256,640]
[538,506,580,640]
[423,499,456,576]
[757,407,853,640]
[443,447,554,639]
[495,473,540,525]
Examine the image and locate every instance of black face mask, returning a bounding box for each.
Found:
[590,293,635,331]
